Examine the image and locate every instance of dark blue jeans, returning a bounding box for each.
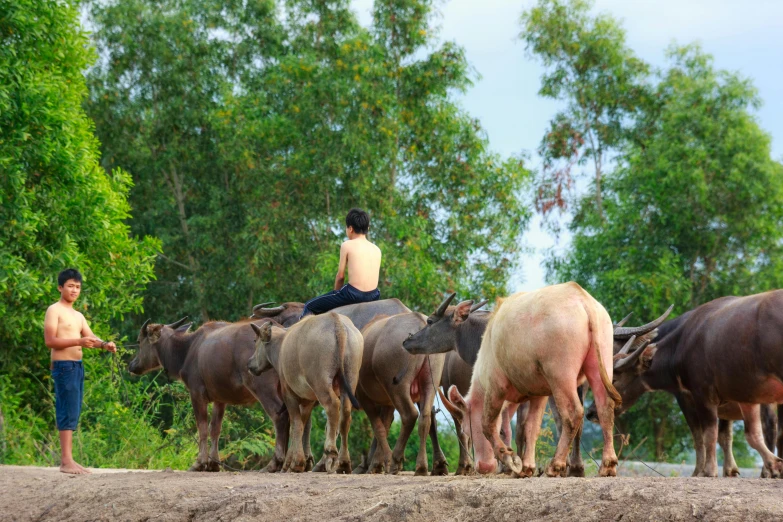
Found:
[300,284,380,319]
[52,360,84,431]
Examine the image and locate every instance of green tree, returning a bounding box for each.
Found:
[549,45,783,461]
[0,0,159,391]
[520,0,649,227]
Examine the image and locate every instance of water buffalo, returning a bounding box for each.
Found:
[600,291,783,477]
[357,312,448,475]
[251,299,410,329]
[404,292,667,477]
[406,283,621,477]
[129,317,290,472]
[247,313,362,473]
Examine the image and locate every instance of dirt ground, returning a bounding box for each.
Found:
[2,465,782,522]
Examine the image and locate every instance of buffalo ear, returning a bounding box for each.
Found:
[147,324,163,343]
[250,323,262,338]
[175,322,192,333]
[453,300,474,325]
[260,322,273,343]
[447,385,468,414]
[640,344,657,370]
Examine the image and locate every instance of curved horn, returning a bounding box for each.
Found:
[435,292,456,317]
[614,312,633,328]
[617,335,637,355]
[252,305,287,317]
[166,316,189,329]
[140,318,151,336]
[252,302,276,314]
[614,340,652,373]
[470,300,489,313]
[613,304,674,339]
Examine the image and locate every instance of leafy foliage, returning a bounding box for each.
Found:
[0,0,159,400]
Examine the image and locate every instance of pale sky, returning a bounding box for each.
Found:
[353,0,783,292]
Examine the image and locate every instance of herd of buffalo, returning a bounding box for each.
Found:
[128,283,783,479]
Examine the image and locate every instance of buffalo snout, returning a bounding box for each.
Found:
[247,356,262,376]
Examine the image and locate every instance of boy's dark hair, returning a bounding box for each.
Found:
[58,268,83,287]
[346,208,370,235]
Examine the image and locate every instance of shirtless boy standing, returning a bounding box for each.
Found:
[300,208,382,318]
[43,268,116,474]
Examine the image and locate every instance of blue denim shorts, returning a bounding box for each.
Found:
[52,360,84,431]
[301,284,381,318]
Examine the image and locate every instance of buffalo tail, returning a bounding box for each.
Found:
[333,314,361,409]
[583,303,623,407]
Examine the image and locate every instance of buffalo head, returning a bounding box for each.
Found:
[402,293,485,355]
[248,321,286,375]
[128,316,191,375]
[250,302,304,328]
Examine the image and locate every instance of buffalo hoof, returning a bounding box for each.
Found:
[188,461,209,472]
[352,464,368,475]
[305,455,315,472]
[390,459,404,475]
[545,460,566,477]
[205,459,221,472]
[431,459,449,476]
[454,464,473,476]
[567,464,585,478]
[290,458,307,473]
[764,458,783,478]
[598,457,618,477]
[336,460,352,475]
[725,467,741,478]
[414,465,429,477]
[262,457,285,473]
[312,455,328,473]
[322,450,339,473]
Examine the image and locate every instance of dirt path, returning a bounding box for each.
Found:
[2,465,782,521]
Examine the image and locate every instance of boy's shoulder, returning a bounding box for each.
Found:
[46,302,83,318]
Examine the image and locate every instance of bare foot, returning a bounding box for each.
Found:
[60,461,89,474]
[76,462,92,473]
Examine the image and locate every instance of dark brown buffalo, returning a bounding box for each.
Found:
[357,312,448,475]
[608,291,783,477]
[129,317,290,472]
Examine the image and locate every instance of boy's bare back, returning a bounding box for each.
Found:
[341,237,381,292]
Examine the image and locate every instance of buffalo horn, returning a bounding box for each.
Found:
[141,318,151,336]
[617,335,637,355]
[613,339,652,373]
[435,292,456,317]
[253,305,287,317]
[252,302,276,314]
[613,304,674,339]
[166,316,189,329]
[614,312,633,328]
[470,300,489,313]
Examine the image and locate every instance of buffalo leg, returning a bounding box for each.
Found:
[582,355,617,477]
[515,402,530,461]
[520,397,547,477]
[429,413,449,476]
[207,402,226,472]
[335,393,353,474]
[567,386,586,477]
[314,387,342,473]
[695,404,720,477]
[188,392,210,472]
[242,373,288,472]
[481,385,522,475]
[675,393,707,477]
[738,403,783,478]
[718,419,739,477]
[363,401,393,473]
[303,416,314,472]
[284,396,311,473]
[777,405,783,458]
[760,404,777,477]
[389,395,419,475]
